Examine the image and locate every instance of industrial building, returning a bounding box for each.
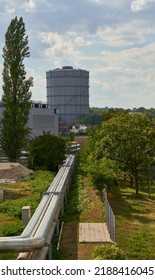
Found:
[0,101,58,137]
[0,66,89,137]
[28,102,58,136]
[46,66,89,124]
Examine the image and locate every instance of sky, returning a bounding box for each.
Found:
[0,0,155,109]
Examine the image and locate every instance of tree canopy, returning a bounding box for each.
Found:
[1,16,33,161]
[85,111,155,194]
[96,112,155,194]
[28,133,66,171]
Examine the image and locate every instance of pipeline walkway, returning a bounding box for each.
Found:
[0,154,75,260]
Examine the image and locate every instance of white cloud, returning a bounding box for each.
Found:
[1,0,155,108]
[131,0,155,12]
[37,31,91,64]
[97,19,153,47]
[5,5,15,14]
[26,66,46,101]
[73,36,92,47]
[89,40,155,107]
[87,0,126,7]
[22,0,36,12]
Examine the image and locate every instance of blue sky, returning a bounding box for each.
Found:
[0,0,155,109]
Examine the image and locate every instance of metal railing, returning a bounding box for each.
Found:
[103,188,116,242]
[0,154,75,259]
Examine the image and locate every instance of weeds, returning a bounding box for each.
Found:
[125,232,152,260]
[92,243,126,260]
[62,173,85,221]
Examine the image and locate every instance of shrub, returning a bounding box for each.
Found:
[92,244,126,260]
[62,174,85,221]
[82,155,118,189]
[28,132,66,171]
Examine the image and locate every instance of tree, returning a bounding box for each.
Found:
[95,112,155,195]
[81,127,118,188]
[1,16,33,162]
[28,133,66,171]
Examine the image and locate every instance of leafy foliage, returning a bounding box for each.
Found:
[0,222,24,237]
[82,155,118,188]
[28,170,55,192]
[92,111,155,194]
[0,195,40,219]
[63,173,85,221]
[0,170,54,219]
[80,127,118,188]
[1,16,33,161]
[92,244,126,260]
[125,232,152,260]
[28,132,66,171]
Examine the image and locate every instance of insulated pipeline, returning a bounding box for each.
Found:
[0,155,75,254]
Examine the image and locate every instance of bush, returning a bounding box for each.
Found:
[28,132,66,171]
[92,244,126,260]
[82,155,118,189]
[63,174,85,221]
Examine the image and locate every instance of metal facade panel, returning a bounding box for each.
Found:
[46,67,89,123]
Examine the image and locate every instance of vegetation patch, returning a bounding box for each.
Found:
[0,194,40,219]
[108,180,155,259]
[62,173,85,221]
[125,232,152,260]
[28,170,55,192]
[92,243,126,260]
[0,222,24,237]
[0,170,54,231]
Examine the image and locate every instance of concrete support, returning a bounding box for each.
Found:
[22,206,31,226]
[0,188,4,202]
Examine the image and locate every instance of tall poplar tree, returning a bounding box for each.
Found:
[1,16,33,162]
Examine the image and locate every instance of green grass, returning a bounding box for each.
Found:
[59,160,155,260]
[62,173,85,222]
[0,170,55,219]
[0,169,55,259]
[28,170,55,192]
[107,180,155,259]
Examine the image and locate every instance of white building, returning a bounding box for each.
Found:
[0,66,90,137]
[0,101,58,137]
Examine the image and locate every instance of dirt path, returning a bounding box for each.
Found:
[59,176,106,260]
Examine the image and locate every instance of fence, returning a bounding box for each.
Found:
[103,188,116,242]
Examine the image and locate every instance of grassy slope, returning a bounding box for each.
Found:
[57,167,155,260]
[108,180,155,259]
[0,170,55,260]
[0,154,155,259]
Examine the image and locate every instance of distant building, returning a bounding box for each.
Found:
[0,101,58,137]
[46,66,89,124]
[28,102,58,137]
[0,65,90,137]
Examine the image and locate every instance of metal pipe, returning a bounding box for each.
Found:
[0,155,75,254]
[2,159,69,242]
